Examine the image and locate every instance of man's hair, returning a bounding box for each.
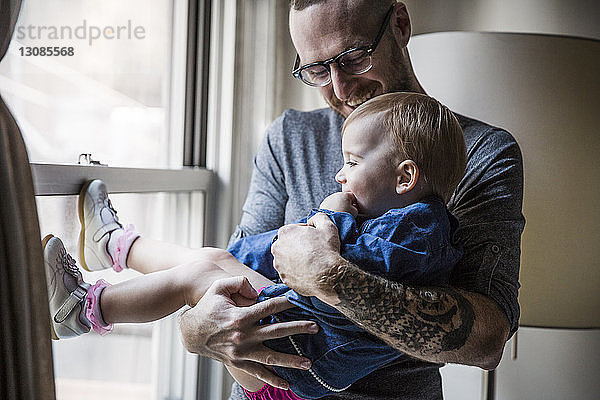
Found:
[343,92,467,203]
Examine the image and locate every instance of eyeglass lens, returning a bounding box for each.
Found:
[300,48,372,85]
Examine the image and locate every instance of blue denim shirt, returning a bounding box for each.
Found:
[227,196,462,399]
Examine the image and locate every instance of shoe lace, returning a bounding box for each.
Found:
[57,248,80,277]
[99,192,120,223]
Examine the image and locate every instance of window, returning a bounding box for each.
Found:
[0,0,215,399]
[0,0,180,168]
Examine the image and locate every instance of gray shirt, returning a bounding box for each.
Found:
[229,107,525,399]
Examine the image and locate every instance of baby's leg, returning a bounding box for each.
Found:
[101,248,275,323]
[79,179,214,274]
[100,260,230,323]
[126,238,209,274]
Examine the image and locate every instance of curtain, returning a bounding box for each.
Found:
[0,0,57,399]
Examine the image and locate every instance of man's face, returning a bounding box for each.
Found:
[289,3,406,118]
[335,115,398,217]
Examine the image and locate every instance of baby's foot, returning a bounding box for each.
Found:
[78,179,138,272]
[43,235,91,339]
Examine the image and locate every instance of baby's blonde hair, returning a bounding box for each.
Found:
[343,92,466,203]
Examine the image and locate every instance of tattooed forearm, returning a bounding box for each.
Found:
[324,262,475,357]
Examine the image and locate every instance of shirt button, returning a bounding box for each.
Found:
[491,244,500,253]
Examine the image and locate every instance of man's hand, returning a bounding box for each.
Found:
[179,276,318,389]
[272,213,345,305]
[318,192,358,217]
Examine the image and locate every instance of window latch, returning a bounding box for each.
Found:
[78,153,107,166]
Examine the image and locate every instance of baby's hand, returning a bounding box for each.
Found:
[319,192,358,217]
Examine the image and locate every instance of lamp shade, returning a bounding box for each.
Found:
[409,32,600,328]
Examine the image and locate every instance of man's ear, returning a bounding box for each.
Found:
[389,2,411,49]
[396,160,419,195]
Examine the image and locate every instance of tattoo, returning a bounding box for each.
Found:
[326,263,475,356]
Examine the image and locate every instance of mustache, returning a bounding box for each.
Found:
[326,85,377,107]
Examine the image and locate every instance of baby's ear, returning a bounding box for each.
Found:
[396,160,419,195]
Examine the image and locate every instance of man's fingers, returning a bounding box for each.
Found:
[231,292,258,307]
[246,295,297,317]
[275,222,308,238]
[232,361,291,390]
[244,344,312,370]
[236,276,259,299]
[257,320,319,339]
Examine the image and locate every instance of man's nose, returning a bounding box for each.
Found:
[330,65,354,102]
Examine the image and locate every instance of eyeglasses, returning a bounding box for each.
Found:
[291,5,394,87]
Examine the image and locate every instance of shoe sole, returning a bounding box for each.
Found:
[77,180,93,272]
[42,233,60,341]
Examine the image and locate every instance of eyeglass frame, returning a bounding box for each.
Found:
[291,5,395,87]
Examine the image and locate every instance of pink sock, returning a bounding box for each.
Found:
[107,224,140,272]
[85,280,113,335]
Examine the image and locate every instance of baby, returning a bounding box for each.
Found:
[43,92,466,400]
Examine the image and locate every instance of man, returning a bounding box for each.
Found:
[179,1,524,398]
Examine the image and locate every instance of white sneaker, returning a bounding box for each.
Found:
[43,235,91,339]
[78,179,122,271]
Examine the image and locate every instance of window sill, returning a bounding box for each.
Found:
[31,163,214,196]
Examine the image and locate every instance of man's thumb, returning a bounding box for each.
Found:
[308,212,338,234]
[212,276,258,300]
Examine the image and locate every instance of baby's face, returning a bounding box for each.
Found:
[335,115,399,217]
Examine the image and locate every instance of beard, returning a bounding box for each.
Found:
[322,55,418,118]
[323,83,379,118]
